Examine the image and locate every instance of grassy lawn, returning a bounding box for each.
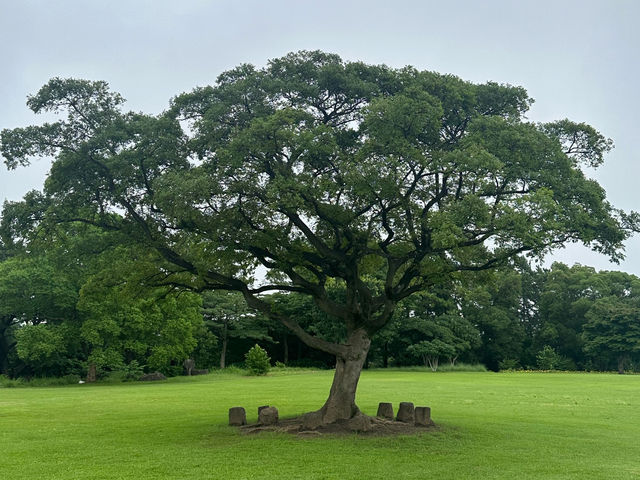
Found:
[1,369,639,479]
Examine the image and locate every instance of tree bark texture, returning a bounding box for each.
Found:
[317,328,371,423]
[220,335,227,369]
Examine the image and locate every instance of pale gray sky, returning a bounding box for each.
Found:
[1,0,639,273]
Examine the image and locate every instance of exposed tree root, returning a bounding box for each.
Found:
[239,413,437,437]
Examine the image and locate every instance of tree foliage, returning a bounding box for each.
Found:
[583,272,640,373]
[201,290,269,368]
[245,344,271,375]
[1,51,632,419]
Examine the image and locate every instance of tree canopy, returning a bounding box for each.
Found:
[1,51,631,424]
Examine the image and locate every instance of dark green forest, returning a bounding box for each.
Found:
[2,221,639,379]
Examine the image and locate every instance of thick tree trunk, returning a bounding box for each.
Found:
[317,328,371,424]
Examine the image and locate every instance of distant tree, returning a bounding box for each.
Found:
[445,314,481,365]
[583,272,640,373]
[1,51,631,424]
[202,291,270,369]
[78,251,203,375]
[536,345,562,370]
[534,263,600,369]
[0,255,78,376]
[385,286,479,369]
[14,323,72,376]
[463,268,526,371]
[408,339,455,371]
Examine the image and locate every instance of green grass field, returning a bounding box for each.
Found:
[1,369,639,479]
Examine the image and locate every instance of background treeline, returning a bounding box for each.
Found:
[2,215,640,380]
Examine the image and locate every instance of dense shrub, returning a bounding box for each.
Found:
[116,360,145,381]
[245,344,270,375]
[536,345,562,370]
[499,359,521,371]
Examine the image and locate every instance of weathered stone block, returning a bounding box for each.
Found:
[258,406,279,425]
[376,402,394,419]
[258,405,269,415]
[396,402,415,423]
[415,406,432,426]
[229,406,247,426]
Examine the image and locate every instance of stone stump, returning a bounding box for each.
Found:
[415,406,432,426]
[377,402,394,419]
[258,406,279,425]
[396,402,415,423]
[229,407,247,426]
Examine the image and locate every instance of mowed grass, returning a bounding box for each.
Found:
[1,370,639,479]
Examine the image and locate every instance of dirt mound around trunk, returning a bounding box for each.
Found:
[239,414,437,437]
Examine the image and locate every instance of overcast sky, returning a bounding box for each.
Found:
[1,0,639,274]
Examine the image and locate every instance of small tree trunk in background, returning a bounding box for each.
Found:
[220,336,227,369]
[617,356,626,374]
[427,356,439,372]
[0,320,14,376]
[317,328,371,424]
[86,364,97,382]
[383,342,389,368]
[0,341,10,376]
[283,334,289,364]
[219,320,228,369]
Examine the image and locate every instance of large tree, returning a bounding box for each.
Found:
[1,51,631,424]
